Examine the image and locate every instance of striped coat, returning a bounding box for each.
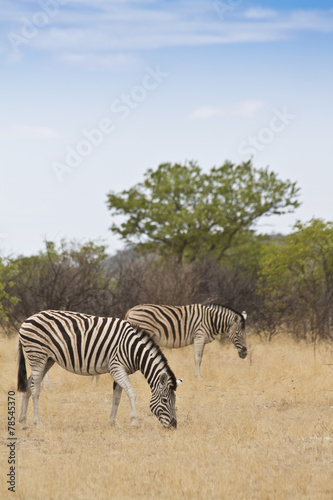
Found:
[125,304,247,377]
[17,310,182,429]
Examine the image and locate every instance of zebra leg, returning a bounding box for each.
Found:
[110,366,138,427]
[31,371,43,427]
[41,360,54,390]
[109,381,123,427]
[19,375,32,430]
[41,358,55,388]
[90,375,100,386]
[42,372,50,390]
[193,336,205,378]
[32,359,54,427]
[19,359,54,429]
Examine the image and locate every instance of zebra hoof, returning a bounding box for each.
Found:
[130,419,138,427]
[109,419,120,428]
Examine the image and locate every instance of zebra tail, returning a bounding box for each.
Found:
[17,341,28,392]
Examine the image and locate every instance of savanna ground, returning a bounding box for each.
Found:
[1,331,333,500]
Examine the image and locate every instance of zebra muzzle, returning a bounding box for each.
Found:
[238,346,247,359]
[169,418,177,429]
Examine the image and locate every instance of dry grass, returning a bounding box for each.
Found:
[1,332,333,500]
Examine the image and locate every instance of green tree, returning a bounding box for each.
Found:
[106,160,300,262]
[0,258,19,324]
[257,219,333,340]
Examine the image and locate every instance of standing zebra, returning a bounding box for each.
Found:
[17,310,182,429]
[125,304,247,378]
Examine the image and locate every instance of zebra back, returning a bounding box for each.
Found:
[125,303,246,346]
[125,304,210,347]
[19,310,127,376]
[19,310,177,383]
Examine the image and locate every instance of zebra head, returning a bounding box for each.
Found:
[228,311,247,359]
[150,373,182,428]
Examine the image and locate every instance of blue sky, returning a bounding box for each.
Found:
[1,0,333,256]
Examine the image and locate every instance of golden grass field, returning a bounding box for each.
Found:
[1,331,333,500]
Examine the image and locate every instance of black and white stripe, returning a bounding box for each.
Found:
[17,310,182,429]
[125,304,247,377]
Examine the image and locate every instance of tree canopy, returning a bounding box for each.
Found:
[106,160,300,262]
[0,258,18,323]
[258,219,333,339]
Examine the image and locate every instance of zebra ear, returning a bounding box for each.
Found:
[176,378,183,388]
[159,372,168,386]
[242,311,247,321]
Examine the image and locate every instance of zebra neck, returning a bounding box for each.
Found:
[139,341,162,388]
[208,306,231,332]
[132,335,165,389]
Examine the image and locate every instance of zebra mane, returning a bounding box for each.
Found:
[204,303,246,329]
[132,325,178,391]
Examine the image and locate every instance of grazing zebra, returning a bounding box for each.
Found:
[17,310,182,429]
[125,304,247,377]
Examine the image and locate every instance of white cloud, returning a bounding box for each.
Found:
[58,51,141,70]
[189,100,265,120]
[189,106,221,120]
[0,123,59,141]
[244,8,278,20]
[232,100,266,117]
[2,2,333,65]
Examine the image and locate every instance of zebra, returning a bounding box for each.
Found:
[17,310,182,429]
[125,304,247,378]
